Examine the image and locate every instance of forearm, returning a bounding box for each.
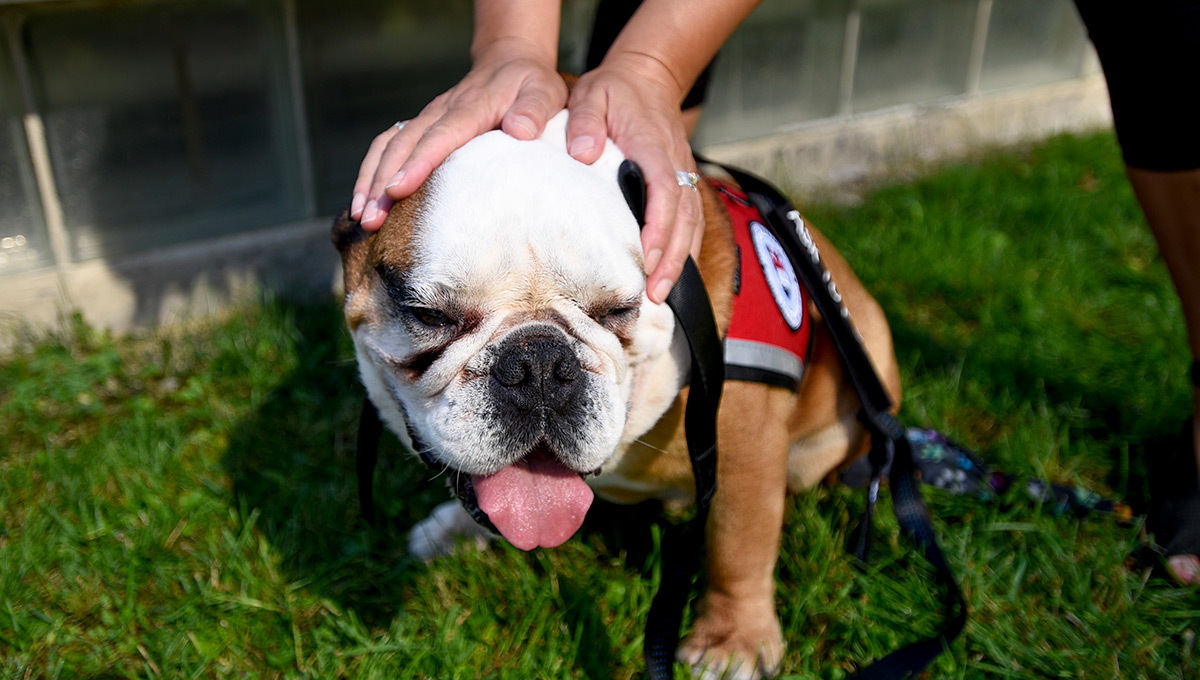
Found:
[599,0,762,102]
[472,0,563,64]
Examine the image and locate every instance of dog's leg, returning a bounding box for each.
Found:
[678,382,792,680]
[408,500,495,560]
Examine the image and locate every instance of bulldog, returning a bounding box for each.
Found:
[333,110,900,679]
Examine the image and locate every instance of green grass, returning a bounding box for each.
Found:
[2,131,1199,679]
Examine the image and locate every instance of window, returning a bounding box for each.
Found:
[694,0,847,146]
[980,0,1089,92]
[0,31,52,275]
[297,0,472,215]
[23,0,304,262]
[853,0,977,113]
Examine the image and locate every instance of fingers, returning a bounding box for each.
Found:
[350,57,566,232]
[502,74,566,141]
[630,133,703,304]
[643,162,704,304]
[383,107,483,198]
[362,90,499,231]
[352,114,433,231]
[360,66,566,232]
[565,88,608,164]
[351,124,404,224]
[400,74,560,185]
[567,69,702,304]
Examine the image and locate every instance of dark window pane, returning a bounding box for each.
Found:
[297,0,472,215]
[25,0,303,261]
[695,0,847,146]
[853,0,977,113]
[980,0,1088,92]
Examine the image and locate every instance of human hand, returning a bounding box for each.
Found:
[565,55,704,304]
[350,39,568,230]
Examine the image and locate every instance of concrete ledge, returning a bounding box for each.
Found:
[1,218,341,345]
[0,77,1115,344]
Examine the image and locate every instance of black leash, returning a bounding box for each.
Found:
[701,157,966,678]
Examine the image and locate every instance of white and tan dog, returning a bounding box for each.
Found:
[333,110,899,679]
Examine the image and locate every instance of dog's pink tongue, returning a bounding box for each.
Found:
[471,448,594,550]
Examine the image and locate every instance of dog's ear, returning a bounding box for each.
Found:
[617,160,647,228]
[332,209,372,291]
[332,209,369,254]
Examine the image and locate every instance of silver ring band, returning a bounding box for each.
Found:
[675,170,701,190]
[393,121,408,132]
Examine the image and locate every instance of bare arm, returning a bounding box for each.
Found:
[567,0,763,302]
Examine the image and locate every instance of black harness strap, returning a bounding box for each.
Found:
[703,157,966,679]
[643,256,724,680]
[619,159,724,680]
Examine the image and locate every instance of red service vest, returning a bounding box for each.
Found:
[713,179,813,390]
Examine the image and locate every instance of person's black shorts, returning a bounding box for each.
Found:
[586,0,716,111]
[1073,0,1200,171]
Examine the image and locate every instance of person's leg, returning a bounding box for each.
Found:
[1073,0,1200,584]
[1127,167,1200,584]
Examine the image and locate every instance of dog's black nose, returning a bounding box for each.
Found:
[490,331,582,412]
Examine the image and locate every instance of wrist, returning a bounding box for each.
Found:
[595,51,687,105]
[471,36,557,70]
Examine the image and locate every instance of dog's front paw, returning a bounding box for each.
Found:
[677,595,783,680]
[407,500,495,560]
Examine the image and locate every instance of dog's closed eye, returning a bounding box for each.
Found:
[405,305,455,329]
[589,303,640,332]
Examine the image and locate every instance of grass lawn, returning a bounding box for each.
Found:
[3,130,1199,679]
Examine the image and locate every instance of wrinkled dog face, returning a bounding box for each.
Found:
[341,113,677,492]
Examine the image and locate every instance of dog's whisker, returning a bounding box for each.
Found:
[633,437,669,454]
[408,445,452,482]
[428,464,449,482]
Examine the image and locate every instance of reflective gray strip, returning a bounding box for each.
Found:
[723,338,805,382]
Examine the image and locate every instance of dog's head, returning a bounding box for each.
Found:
[334,112,680,549]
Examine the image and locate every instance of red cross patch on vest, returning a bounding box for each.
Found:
[713,179,813,390]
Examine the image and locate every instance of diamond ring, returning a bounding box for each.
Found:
[676,170,701,190]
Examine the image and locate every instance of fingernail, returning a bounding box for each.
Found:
[652,279,674,303]
[644,248,663,274]
[351,192,366,218]
[510,115,537,140]
[384,170,406,191]
[362,200,379,224]
[568,136,596,158]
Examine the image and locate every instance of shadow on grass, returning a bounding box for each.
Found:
[218,298,417,624]
[218,297,656,674]
[884,309,1191,509]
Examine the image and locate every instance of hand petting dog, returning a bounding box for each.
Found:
[349,0,762,304]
